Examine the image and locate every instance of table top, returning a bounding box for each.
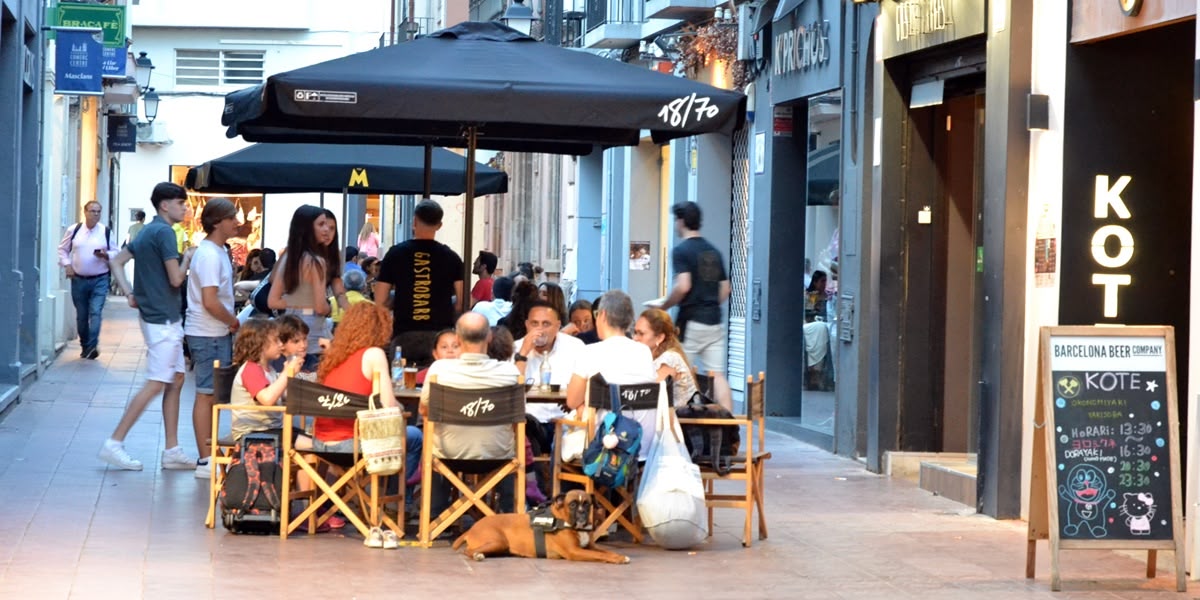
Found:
[393,386,566,403]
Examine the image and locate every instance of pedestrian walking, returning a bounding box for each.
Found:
[58,201,120,360]
[661,201,733,411]
[100,182,196,471]
[374,198,463,367]
[185,198,242,479]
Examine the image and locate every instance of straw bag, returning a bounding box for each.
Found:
[355,373,405,476]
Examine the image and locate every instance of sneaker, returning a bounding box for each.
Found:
[98,439,143,471]
[161,446,197,470]
[194,459,212,480]
[382,530,400,550]
[364,527,384,548]
[84,347,99,360]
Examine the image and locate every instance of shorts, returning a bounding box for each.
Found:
[186,334,233,394]
[140,319,186,384]
[682,321,727,375]
[312,437,355,453]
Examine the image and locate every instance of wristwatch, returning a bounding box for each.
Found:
[514,353,528,362]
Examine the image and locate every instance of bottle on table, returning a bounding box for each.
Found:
[391,345,404,382]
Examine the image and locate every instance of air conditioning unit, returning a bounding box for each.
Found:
[136,121,173,146]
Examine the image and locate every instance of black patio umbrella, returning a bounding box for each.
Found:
[222,21,747,310]
[184,143,508,196]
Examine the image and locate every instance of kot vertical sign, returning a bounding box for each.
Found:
[54,28,103,96]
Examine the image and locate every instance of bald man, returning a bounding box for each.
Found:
[420,311,522,515]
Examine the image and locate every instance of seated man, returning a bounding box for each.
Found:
[473,276,514,326]
[330,269,371,328]
[514,300,584,442]
[421,312,523,515]
[566,289,658,460]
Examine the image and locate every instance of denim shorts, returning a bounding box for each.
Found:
[186,334,233,394]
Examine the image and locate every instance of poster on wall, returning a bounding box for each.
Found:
[171,165,264,267]
[630,242,651,271]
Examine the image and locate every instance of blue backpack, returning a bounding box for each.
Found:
[582,386,642,488]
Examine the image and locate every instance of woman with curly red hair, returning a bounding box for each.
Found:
[302,303,423,505]
[633,308,698,406]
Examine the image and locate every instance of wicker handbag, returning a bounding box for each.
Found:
[355,372,405,476]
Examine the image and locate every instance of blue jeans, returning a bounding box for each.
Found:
[71,273,109,351]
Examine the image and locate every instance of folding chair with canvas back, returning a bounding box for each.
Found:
[281,376,405,540]
[676,370,770,546]
[418,376,526,547]
[551,376,661,543]
[205,360,285,528]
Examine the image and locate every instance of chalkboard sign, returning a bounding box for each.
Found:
[1026,326,1184,592]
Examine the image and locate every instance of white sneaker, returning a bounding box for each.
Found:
[161,446,197,470]
[98,439,143,471]
[194,459,212,480]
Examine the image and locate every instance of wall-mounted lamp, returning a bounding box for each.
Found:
[142,88,160,124]
[1027,93,1049,131]
[133,51,154,93]
[501,0,537,36]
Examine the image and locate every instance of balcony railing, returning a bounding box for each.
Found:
[585,0,643,32]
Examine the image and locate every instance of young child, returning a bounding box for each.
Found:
[415,329,460,386]
[230,319,303,443]
[273,314,311,377]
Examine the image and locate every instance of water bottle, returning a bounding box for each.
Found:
[391,345,404,382]
[539,355,551,391]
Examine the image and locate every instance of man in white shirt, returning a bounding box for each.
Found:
[421,311,523,513]
[473,275,514,326]
[566,289,657,459]
[184,198,241,478]
[513,300,584,436]
[57,201,119,360]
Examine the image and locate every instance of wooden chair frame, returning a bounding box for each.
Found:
[280,375,405,540]
[418,375,526,547]
[676,371,770,547]
[550,378,658,544]
[205,360,286,529]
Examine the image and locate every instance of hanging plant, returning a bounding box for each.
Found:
[676,20,742,89]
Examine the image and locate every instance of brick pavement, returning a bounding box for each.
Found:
[0,301,1195,599]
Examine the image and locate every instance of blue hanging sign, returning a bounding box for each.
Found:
[107,116,137,153]
[101,45,127,78]
[55,28,103,96]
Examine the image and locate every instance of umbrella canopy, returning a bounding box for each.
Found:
[223,21,746,152]
[185,143,508,196]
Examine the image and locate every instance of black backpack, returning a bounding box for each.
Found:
[220,432,283,534]
[676,392,741,476]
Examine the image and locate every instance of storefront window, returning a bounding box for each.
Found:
[801,90,841,435]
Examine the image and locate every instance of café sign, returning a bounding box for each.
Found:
[772,20,831,77]
[880,0,985,60]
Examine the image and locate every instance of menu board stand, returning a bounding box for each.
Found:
[1026,326,1185,592]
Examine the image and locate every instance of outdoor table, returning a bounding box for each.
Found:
[393,385,566,406]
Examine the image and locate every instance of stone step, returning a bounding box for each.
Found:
[919,460,978,508]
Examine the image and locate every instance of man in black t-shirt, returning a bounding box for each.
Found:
[662,201,732,410]
[375,199,464,366]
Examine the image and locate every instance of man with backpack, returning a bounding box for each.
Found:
[58,201,120,360]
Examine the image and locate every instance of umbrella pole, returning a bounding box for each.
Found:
[461,127,477,314]
[423,145,433,199]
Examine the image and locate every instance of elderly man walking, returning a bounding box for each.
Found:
[58,201,119,359]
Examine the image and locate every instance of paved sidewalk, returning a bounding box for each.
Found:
[0,301,1196,599]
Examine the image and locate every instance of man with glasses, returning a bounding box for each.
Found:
[58,201,119,360]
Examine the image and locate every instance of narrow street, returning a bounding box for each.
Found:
[0,301,1192,599]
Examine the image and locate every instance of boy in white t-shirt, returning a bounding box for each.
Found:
[185,199,242,479]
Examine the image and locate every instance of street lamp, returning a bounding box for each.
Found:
[501,0,536,36]
[142,88,160,124]
[133,51,154,92]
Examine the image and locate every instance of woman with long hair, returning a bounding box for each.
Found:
[357,221,381,259]
[267,205,345,371]
[537,282,568,329]
[632,308,698,406]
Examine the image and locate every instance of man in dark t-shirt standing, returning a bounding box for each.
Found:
[375,199,464,367]
[662,201,732,410]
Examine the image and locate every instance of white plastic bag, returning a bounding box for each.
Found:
[559,409,586,462]
[636,381,707,550]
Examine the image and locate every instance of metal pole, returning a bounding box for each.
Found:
[423,145,433,198]
[461,127,478,314]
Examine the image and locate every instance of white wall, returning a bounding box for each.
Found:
[1022,0,1067,520]
[131,0,391,33]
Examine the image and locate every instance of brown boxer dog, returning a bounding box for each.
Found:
[451,490,630,564]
